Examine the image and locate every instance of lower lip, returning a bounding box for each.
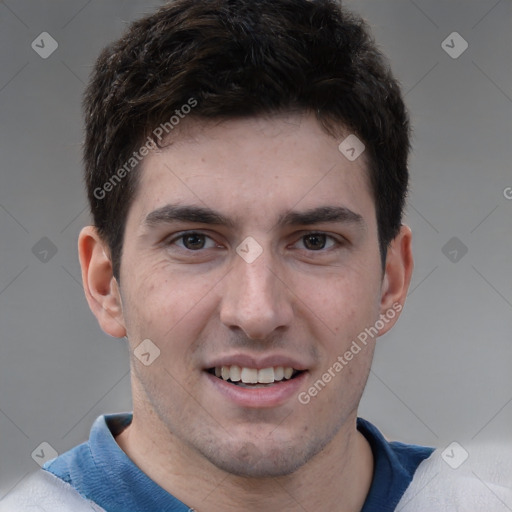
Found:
[205,371,308,408]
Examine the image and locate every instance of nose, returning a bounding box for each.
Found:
[219,250,293,340]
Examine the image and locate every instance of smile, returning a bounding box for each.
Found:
[208,365,304,387]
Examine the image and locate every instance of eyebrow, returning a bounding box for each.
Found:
[144,204,234,228]
[143,204,364,229]
[279,206,365,228]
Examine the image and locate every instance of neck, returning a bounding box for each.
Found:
[115,410,374,512]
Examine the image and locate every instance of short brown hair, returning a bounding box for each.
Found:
[83,0,410,279]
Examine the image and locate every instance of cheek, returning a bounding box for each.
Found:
[300,266,381,338]
[122,264,220,351]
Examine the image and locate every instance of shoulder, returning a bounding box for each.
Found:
[397,442,512,511]
[0,469,106,512]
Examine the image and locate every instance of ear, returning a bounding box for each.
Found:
[78,226,126,338]
[377,225,413,336]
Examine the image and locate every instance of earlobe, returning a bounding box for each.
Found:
[378,225,413,336]
[78,226,127,338]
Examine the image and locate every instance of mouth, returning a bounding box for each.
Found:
[207,365,305,388]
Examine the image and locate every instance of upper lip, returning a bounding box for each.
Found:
[204,354,310,371]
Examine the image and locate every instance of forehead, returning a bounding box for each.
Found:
[131,114,375,228]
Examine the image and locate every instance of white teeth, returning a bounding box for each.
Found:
[213,365,298,384]
[241,367,258,384]
[284,367,294,379]
[257,367,274,384]
[229,365,241,382]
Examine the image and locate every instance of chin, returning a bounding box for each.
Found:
[198,433,328,478]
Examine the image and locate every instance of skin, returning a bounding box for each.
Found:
[78,114,413,511]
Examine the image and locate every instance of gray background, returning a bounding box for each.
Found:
[1,0,511,497]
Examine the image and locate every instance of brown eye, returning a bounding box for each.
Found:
[302,233,327,250]
[182,233,207,250]
[168,231,219,252]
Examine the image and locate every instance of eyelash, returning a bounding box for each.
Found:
[166,231,343,252]
[168,231,220,250]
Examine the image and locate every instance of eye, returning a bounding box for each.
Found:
[171,232,218,251]
[298,233,336,251]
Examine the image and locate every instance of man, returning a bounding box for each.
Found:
[2,0,510,510]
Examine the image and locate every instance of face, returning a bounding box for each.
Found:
[88,114,409,478]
